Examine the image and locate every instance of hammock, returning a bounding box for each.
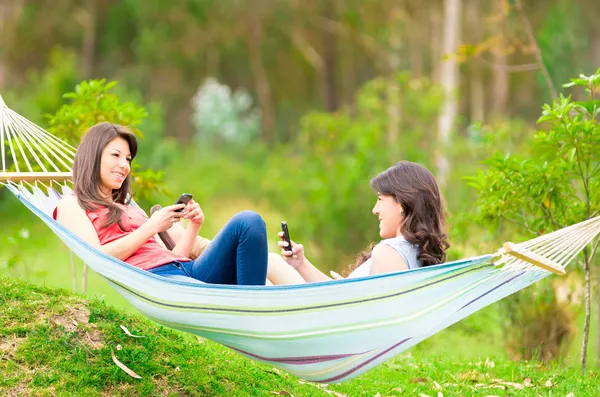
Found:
[2,94,600,383]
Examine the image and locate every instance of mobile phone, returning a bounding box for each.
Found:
[174,193,193,212]
[281,221,293,253]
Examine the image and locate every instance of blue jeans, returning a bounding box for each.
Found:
[149,211,268,285]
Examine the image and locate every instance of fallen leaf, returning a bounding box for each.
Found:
[474,384,505,390]
[111,350,141,379]
[504,382,524,390]
[490,380,524,390]
[391,387,402,393]
[270,391,294,396]
[411,377,428,383]
[264,367,283,377]
[434,381,442,390]
[545,379,553,387]
[523,378,532,387]
[120,325,145,338]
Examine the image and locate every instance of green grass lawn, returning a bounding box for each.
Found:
[2,277,599,396]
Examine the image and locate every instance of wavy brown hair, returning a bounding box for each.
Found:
[72,122,138,229]
[347,161,449,273]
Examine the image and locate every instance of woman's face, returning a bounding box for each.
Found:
[99,137,131,197]
[372,193,404,239]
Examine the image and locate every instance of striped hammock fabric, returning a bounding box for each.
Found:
[6,182,600,383]
[2,94,600,383]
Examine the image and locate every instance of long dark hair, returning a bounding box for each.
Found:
[72,122,138,229]
[349,161,449,271]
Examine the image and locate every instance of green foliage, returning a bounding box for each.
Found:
[258,72,443,267]
[469,67,600,234]
[1,47,80,125]
[46,79,169,207]
[502,278,579,362]
[47,79,148,144]
[468,68,600,362]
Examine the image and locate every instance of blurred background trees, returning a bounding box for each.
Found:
[1,0,599,368]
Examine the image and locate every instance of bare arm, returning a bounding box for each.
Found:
[278,236,332,283]
[369,244,408,275]
[56,196,183,261]
[291,256,332,283]
[171,221,201,257]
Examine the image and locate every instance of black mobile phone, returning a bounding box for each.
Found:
[174,193,193,212]
[281,221,293,253]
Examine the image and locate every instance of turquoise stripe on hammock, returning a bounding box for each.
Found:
[6,183,550,383]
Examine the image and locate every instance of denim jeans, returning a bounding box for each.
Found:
[149,210,268,285]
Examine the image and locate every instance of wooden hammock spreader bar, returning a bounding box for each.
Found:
[502,242,566,276]
[0,172,71,183]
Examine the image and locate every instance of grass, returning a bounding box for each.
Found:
[2,276,599,396]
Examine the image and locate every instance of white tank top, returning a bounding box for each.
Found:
[347,236,422,278]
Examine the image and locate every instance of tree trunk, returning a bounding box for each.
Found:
[436,0,462,186]
[467,0,484,124]
[386,8,402,146]
[594,263,600,368]
[409,30,423,78]
[491,50,509,119]
[0,0,25,90]
[322,0,337,112]
[581,249,591,372]
[430,7,442,82]
[80,0,97,79]
[245,8,276,144]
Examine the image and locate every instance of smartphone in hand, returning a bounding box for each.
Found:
[281,221,293,253]
[174,193,193,212]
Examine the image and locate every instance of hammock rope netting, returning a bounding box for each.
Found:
[1,94,599,383]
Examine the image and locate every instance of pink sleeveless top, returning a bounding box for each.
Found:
[53,202,191,271]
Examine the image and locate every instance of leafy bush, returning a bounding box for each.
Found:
[47,79,169,208]
[468,68,600,366]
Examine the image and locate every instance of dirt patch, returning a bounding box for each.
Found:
[4,384,29,397]
[0,336,27,359]
[49,305,104,350]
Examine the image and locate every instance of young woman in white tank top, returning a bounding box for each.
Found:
[267,161,450,285]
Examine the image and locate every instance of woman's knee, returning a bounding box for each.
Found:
[231,210,266,231]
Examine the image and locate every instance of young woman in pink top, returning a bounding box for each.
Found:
[55,122,268,285]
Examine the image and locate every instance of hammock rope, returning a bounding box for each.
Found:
[1,93,599,383]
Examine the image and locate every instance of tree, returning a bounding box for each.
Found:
[437,0,462,187]
[469,68,600,371]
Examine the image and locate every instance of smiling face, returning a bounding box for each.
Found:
[98,137,132,198]
[372,193,404,239]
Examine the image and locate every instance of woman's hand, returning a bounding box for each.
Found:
[182,199,204,225]
[147,204,185,233]
[277,231,305,269]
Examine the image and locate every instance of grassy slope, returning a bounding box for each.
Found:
[1,277,599,397]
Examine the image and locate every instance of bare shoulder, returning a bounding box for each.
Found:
[370,243,408,275]
[58,194,78,205]
[55,194,101,248]
[56,195,88,221]
[371,244,403,260]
